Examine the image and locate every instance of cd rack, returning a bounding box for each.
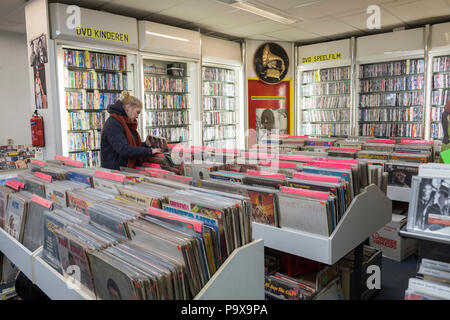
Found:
[143,60,191,144]
[300,66,351,138]
[358,58,425,139]
[63,48,129,166]
[202,66,238,148]
[430,55,450,140]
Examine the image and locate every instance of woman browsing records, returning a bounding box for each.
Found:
[100,91,163,170]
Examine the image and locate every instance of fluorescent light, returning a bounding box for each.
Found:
[230,1,298,24]
[295,0,321,8]
[145,31,189,42]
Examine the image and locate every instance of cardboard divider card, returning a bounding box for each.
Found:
[64,159,85,167]
[280,186,330,199]
[94,170,125,183]
[147,207,203,233]
[243,152,275,159]
[400,140,434,145]
[306,161,352,170]
[315,157,358,165]
[259,161,297,169]
[5,179,24,190]
[329,147,358,152]
[293,172,340,183]
[143,163,162,168]
[35,172,52,182]
[54,155,72,161]
[366,139,396,144]
[278,154,314,162]
[247,170,286,180]
[31,194,52,209]
[143,168,171,175]
[30,158,46,166]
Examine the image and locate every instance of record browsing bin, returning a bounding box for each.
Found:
[0,161,263,300]
[252,185,391,265]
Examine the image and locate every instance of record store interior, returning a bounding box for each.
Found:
[1,0,450,301]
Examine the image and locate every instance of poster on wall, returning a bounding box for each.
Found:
[248,79,292,147]
[29,33,48,109]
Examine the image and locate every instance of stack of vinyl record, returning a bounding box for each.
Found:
[0,161,256,300]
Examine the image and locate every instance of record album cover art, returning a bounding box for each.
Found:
[87,251,137,300]
[255,108,287,143]
[247,190,277,226]
[29,33,48,109]
[387,164,418,188]
[5,195,27,241]
[408,177,450,238]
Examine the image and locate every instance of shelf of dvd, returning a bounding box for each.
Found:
[430,55,450,139]
[143,59,191,145]
[61,47,131,167]
[202,66,238,149]
[358,58,425,138]
[252,184,391,265]
[300,66,351,138]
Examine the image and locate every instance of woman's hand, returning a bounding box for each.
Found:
[151,148,163,154]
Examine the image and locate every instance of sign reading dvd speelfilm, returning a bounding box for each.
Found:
[298,38,351,69]
[49,3,138,50]
[254,42,289,85]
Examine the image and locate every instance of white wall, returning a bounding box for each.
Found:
[0,30,31,145]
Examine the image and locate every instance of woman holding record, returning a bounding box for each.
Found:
[100,91,163,170]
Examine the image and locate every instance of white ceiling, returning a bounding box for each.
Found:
[1,0,449,43]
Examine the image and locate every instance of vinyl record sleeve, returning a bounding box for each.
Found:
[22,198,53,252]
[87,250,140,300]
[162,203,221,270]
[0,254,18,284]
[287,178,346,222]
[0,185,14,229]
[277,192,332,236]
[407,176,450,239]
[386,162,419,188]
[55,228,96,299]
[247,189,278,227]
[4,192,32,242]
[106,246,168,300]
[127,220,199,296]
[42,210,72,274]
[121,242,188,300]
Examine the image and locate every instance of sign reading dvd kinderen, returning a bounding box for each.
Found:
[74,27,130,43]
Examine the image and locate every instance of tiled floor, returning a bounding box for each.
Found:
[372,254,419,300]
